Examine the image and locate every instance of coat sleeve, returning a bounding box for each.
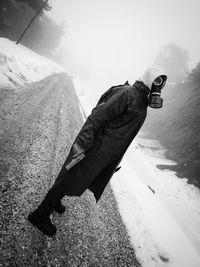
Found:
[75,90,131,150]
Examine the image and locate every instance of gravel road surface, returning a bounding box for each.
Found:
[0,73,141,267]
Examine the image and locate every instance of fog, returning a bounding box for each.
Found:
[49,0,200,200]
[0,2,200,264]
[50,0,200,103]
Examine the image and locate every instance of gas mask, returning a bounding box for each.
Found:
[148,75,166,108]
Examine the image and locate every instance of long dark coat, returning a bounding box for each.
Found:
[60,80,150,202]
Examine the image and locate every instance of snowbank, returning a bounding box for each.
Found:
[0,38,63,88]
[111,136,200,267]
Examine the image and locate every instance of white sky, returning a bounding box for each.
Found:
[49,0,200,102]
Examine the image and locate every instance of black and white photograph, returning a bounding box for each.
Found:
[0,0,200,266]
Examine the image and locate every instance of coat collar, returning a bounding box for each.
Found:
[133,80,151,96]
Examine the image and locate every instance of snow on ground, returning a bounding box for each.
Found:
[0,38,63,89]
[110,135,200,267]
[0,38,88,122]
[1,36,200,267]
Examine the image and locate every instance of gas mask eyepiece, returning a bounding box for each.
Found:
[148,75,166,109]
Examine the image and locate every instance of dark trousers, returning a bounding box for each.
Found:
[37,152,85,217]
[37,131,122,216]
[37,167,70,217]
[37,146,117,217]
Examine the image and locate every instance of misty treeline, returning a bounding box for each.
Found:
[0,0,65,55]
[144,43,200,187]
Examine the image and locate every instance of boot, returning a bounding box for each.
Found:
[54,201,66,214]
[28,209,57,236]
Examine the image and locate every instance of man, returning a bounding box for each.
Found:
[28,65,167,236]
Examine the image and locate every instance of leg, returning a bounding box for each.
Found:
[28,165,72,236]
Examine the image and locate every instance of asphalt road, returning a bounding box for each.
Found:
[0,73,141,267]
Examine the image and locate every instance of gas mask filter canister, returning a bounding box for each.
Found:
[148,76,166,109]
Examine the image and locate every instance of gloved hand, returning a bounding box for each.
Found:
[72,143,85,159]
